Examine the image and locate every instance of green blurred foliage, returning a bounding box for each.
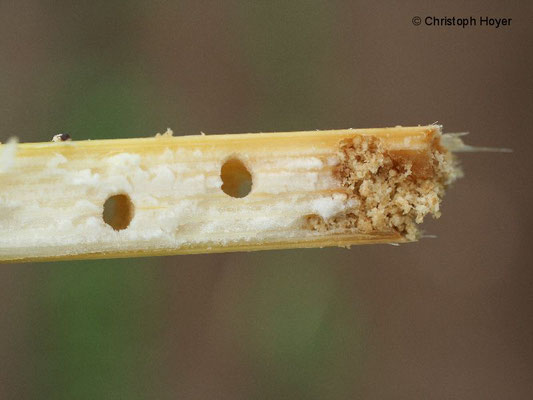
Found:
[50,66,160,140]
[234,251,365,399]
[31,259,161,400]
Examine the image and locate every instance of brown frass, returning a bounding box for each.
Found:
[306,134,461,240]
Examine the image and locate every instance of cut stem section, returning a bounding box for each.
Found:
[0,125,462,262]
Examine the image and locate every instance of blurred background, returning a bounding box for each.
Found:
[1,0,532,399]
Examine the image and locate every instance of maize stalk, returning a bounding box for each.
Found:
[0,125,463,262]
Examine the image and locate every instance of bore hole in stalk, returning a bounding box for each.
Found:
[220,158,252,198]
[103,194,134,230]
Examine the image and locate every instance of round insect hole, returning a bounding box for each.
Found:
[220,158,252,198]
[103,194,134,231]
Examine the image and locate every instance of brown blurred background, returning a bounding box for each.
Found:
[1,1,532,399]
